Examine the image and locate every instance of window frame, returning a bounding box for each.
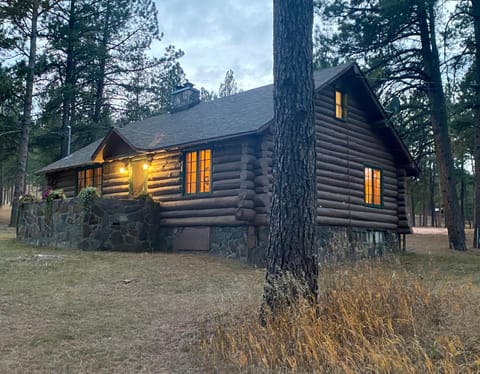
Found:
[182,148,212,196]
[334,89,348,120]
[363,164,383,207]
[75,165,103,195]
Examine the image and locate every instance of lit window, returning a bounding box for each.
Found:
[364,166,382,206]
[185,149,211,194]
[77,166,102,194]
[335,90,347,120]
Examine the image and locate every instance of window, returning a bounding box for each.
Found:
[184,149,211,194]
[77,166,102,194]
[335,90,347,120]
[364,166,382,206]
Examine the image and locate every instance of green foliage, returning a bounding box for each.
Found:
[77,186,99,210]
[19,194,39,204]
[43,189,65,203]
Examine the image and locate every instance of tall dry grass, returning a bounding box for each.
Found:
[201,261,480,373]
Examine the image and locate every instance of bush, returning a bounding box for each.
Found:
[42,188,65,203]
[201,261,480,373]
[19,194,39,204]
[77,187,99,210]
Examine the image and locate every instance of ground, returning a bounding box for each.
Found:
[0,205,479,372]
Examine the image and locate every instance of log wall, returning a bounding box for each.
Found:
[314,85,400,230]
[145,141,258,226]
[49,169,76,198]
[102,160,129,199]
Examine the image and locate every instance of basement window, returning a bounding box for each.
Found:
[184,149,212,194]
[76,165,102,194]
[364,165,382,206]
[335,90,347,120]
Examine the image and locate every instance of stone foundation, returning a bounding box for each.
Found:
[17,200,399,265]
[17,198,161,251]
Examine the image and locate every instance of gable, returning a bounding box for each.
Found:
[91,129,137,162]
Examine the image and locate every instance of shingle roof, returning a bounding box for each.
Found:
[40,63,415,175]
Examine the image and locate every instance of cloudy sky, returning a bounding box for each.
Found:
[152,0,273,92]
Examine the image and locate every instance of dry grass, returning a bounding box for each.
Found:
[1,220,480,372]
[0,231,264,373]
[201,259,480,373]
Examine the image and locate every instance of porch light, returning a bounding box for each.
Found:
[143,155,153,170]
[120,162,128,174]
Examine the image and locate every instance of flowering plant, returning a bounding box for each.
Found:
[43,188,65,202]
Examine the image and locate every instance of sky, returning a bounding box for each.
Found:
[152,0,273,92]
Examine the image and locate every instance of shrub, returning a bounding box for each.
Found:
[19,194,39,204]
[77,186,99,211]
[201,261,480,373]
[43,188,65,203]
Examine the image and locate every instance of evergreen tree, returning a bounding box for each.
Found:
[262,0,318,317]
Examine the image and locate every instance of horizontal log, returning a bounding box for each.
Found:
[148,178,181,189]
[238,199,255,209]
[158,216,241,226]
[148,185,181,195]
[317,191,397,206]
[254,214,268,226]
[160,196,239,210]
[214,161,242,173]
[255,175,272,186]
[213,170,240,181]
[254,193,271,208]
[160,207,237,219]
[213,154,241,165]
[236,208,256,221]
[149,168,182,178]
[316,216,397,230]
[213,179,255,191]
[317,207,398,224]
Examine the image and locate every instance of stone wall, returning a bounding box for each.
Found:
[17,198,161,251]
[17,199,399,265]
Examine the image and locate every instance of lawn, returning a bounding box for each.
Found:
[1,224,479,372]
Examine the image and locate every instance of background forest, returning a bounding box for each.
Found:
[1,0,479,243]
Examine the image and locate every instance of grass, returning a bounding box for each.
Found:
[1,226,480,372]
[201,257,480,372]
[0,232,264,373]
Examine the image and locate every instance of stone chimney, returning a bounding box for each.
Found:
[170,82,200,113]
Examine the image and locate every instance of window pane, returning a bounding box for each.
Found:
[186,152,197,194]
[335,91,343,119]
[373,169,381,205]
[199,149,211,193]
[364,167,372,204]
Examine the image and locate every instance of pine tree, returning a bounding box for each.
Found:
[262,0,318,317]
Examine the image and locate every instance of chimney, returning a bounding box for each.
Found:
[170,81,200,113]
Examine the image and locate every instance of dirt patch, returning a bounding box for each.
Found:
[407,228,477,255]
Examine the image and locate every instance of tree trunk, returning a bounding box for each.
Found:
[429,164,435,227]
[417,2,466,249]
[10,0,39,226]
[410,185,416,227]
[472,0,480,248]
[60,0,76,158]
[261,0,318,317]
[93,0,112,127]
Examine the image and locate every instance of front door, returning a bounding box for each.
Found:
[130,159,147,197]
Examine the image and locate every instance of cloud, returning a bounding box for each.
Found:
[151,0,273,91]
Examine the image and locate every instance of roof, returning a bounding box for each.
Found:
[38,63,418,176]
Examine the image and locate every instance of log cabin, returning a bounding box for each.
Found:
[36,62,418,263]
